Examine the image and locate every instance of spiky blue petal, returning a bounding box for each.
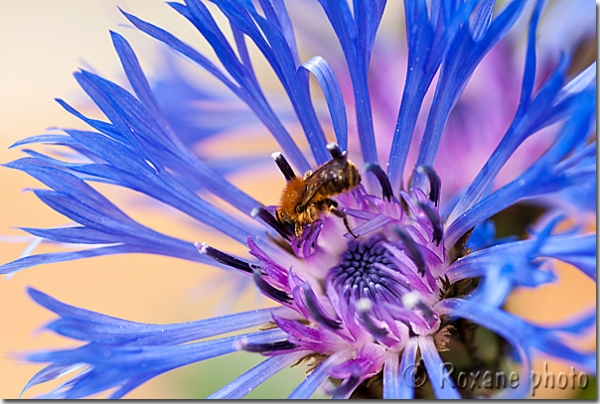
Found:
[317,0,387,164]
[448,234,595,285]
[299,56,348,152]
[287,350,352,399]
[387,0,479,190]
[446,90,596,246]
[412,0,527,189]
[22,288,289,399]
[437,299,596,374]
[28,288,282,344]
[208,351,309,399]
[120,8,310,173]
[419,336,461,399]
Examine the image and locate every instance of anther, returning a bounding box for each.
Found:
[326,142,344,159]
[402,292,436,322]
[243,340,298,353]
[196,242,257,274]
[418,202,444,246]
[356,298,388,337]
[251,206,291,240]
[331,374,361,397]
[271,151,297,182]
[365,163,394,201]
[416,166,440,206]
[394,229,427,276]
[253,270,293,303]
[303,284,342,329]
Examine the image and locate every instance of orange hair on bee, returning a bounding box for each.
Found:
[278,177,306,218]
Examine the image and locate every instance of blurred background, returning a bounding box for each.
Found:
[0,0,595,399]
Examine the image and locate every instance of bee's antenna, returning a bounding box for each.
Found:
[271,152,297,182]
[326,142,345,159]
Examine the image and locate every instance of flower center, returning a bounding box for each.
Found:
[325,229,443,342]
[327,235,403,301]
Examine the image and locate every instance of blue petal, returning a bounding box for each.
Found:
[265,0,300,67]
[299,56,348,152]
[557,61,596,103]
[418,336,461,398]
[25,328,288,399]
[182,0,330,165]
[21,363,85,397]
[382,351,402,399]
[517,0,545,113]
[2,157,260,273]
[446,91,596,246]
[0,242,212,277]
[383,337,418,399]
[470,0,495,40]
[538,235,597,280]
[448,52,596,223]
[387,0,479,190]
[412,0,527,190]
[21,289,292,398]
[29,288,280,345]
[121,7,310,173]
[9,144,260,245]
[10,134,77,149]
[437,299,596,374]
[71,66,262,218]
[317,0,386,164]
[208,350,309,399]
[287,350,351,399]
[110,31,164,121]
[448,233,593,288]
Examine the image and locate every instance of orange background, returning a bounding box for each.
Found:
[0,0,595,399]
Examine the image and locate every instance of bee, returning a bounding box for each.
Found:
[273,143,361,239]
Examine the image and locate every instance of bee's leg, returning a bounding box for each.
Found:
[295,224,303,248]
[327,199,358,239]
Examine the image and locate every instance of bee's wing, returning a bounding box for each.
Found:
[299,158,346,208]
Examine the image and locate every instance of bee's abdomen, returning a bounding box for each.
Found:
[326,163,361,195]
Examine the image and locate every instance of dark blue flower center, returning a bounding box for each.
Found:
[332,238,391,282]
[327,235,406,303]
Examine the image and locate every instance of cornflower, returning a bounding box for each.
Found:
[2,0,596,399]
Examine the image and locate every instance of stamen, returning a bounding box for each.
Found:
[251,206,291,241]
[326,142,344,159]
[196,242,257,274]
[417,303,436,322]
[331,374,361,397]
[394,229,427,275]
[303,284,342,329]
[418,202,444,246]
[356,298,388,337]
[416,166,440,206]
[402,292,436,322]
[253,270,293,303]
[365,163,393,201]
[401,291,420,309]
[243,340,298,353]
[271,151,297,182]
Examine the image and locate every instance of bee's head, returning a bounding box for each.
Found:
[275,209,297,236]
